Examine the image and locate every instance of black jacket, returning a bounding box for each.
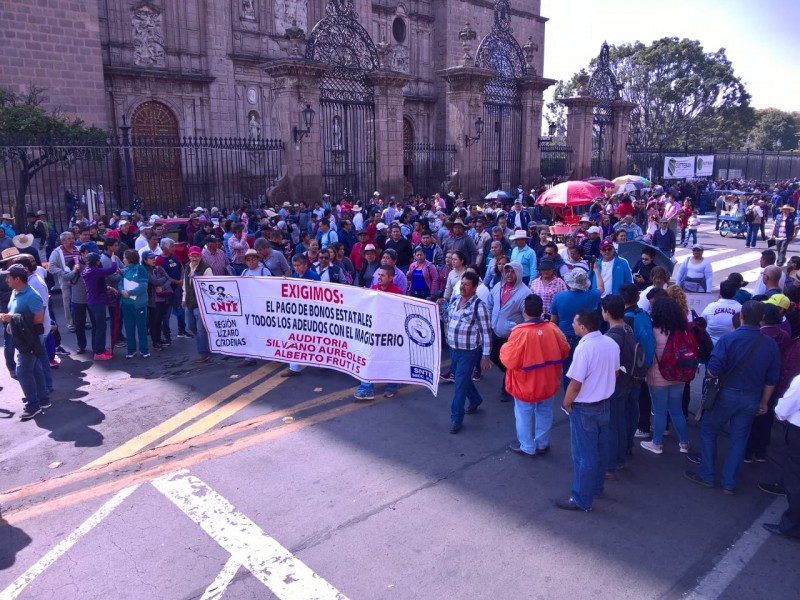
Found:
[9,313,44,357]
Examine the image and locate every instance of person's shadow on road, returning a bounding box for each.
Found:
[36,400,105,447]
[0,517,32,571]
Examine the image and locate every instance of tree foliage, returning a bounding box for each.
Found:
[747,108,799,151]
[0,87,107,231]
[545,38,755,150]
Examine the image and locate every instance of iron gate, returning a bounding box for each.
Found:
[305,0,380,202]
[482,77,523,194]
[474,0,526,195]
[319,69,376,201]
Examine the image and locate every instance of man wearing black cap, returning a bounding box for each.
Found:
[1,263,50,420]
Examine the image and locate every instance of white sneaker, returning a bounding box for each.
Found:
[640,440,664,455]
[634,429,651,438]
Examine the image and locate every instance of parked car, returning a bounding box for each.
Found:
[155,218,257,264]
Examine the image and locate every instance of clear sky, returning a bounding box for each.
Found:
[541,0,800,112]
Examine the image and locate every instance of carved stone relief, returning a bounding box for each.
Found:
[392,44,410,74]
[242,0,256,20]
[131,3,165,67]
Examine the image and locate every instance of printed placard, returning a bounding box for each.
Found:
[194,277,441,394]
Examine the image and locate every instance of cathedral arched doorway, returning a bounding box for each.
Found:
[130,101,183,210]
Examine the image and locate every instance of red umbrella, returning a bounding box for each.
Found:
[536,181,602,207]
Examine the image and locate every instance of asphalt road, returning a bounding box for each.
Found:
[1,343,799,599]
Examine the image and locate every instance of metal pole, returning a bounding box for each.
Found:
[760,148,765,182]
[120,116,134,212]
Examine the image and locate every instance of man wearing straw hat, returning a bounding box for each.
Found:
[0,213,15,239]
[771,204,797,267]
[509,229,537,286]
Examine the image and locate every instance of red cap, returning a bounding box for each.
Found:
[600,240,614,249]
[188,246,202,255]
[104,229,119,239]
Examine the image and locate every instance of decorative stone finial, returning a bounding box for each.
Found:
[285,19,305,57]
[576,69,590,96]
[522,37,538,75]
[376,35,392,70]
[459,22,477,67]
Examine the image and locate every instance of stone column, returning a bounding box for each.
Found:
[518,75,556,188]
[611,100,636,177]
[560,95,601,180]
[437,65,496,199]
[369,71,413,200]
[262,59,329,204]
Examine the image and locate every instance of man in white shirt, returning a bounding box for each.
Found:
[752,250,786,296]
[352,206,364,231]
[558,308,620,512]
[701,280,741,344]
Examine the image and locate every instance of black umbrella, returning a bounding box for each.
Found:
[617,240,675,277]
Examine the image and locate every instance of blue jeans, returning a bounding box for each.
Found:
[88,303,108,354]
[569,401,610,510]
[650,383,688,446]
[37,334,53,391]
[699,388,760,490]
[450,348,483,424]
[162,286,187,339]
[357,382,399,396]
[16,350,48,412]
[607,384,637,472]
[746,223,759,247]
[187,307,210,357]
[514,395,556,454]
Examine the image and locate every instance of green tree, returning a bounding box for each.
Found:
[547,38,754,150]
[747,108,798,150]
[0,87,107,232]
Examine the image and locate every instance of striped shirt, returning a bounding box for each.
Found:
[227,234,250,264]
[443,294,492,357]
[530,276,567,314]
[201,248,230,276]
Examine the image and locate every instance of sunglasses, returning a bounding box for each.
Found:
[601,248,614,252]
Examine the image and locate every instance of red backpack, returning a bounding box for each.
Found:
[657,329,700,382]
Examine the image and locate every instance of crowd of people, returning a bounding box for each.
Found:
[2,177,800,536]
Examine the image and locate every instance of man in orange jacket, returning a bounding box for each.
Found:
[501,293,570,456]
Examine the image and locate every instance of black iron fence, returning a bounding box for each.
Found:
[627,147,800,182]
[0,133,284,232]
[540,144,573,179]
[403,142,456,196]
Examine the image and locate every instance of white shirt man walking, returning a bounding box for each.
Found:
[557,308,620,512]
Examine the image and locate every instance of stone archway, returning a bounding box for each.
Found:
[130,101,183,209]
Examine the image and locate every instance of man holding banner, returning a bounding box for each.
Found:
[353,265,404,401]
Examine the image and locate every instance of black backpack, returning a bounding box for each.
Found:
[607,324,647,384]
[744,207,755,223]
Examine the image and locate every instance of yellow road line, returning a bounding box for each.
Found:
[156,367,296,447]
[82,363,278,469]
[2,386,412,525]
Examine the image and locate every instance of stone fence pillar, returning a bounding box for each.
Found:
[437,66,496,200]
[561,95,601,180]
[263,59,329,203]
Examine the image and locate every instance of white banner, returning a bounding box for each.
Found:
[694,155,714,177]
[663,156,696,179]
[194,277,440,394]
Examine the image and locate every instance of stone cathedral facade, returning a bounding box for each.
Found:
[2,0,555,202]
